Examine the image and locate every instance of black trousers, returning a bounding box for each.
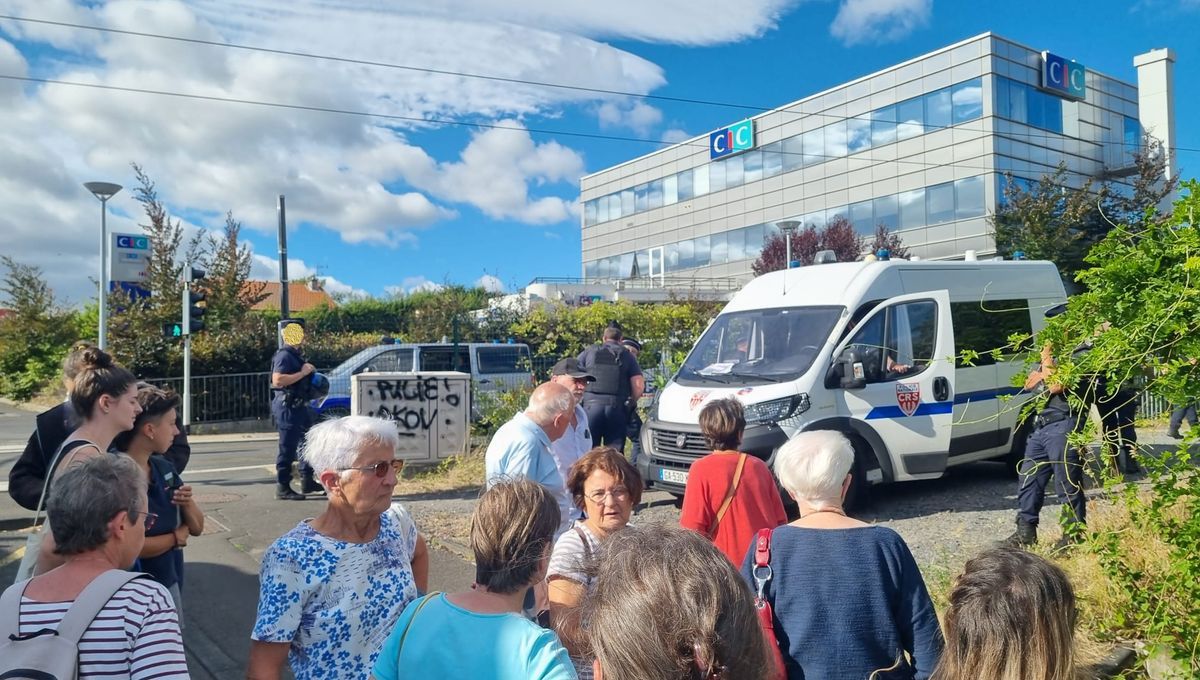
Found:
[626,407,644,465]
[1017,418,1086,529]
[272,397,313,486]
[583,394,630,453]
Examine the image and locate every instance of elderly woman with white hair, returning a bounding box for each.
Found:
[247,416,429,680]
[741,431,943,680]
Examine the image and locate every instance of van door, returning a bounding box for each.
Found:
[831,290,955,480]
[472,344,533,393]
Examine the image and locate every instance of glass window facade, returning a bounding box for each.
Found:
[585,174,992,278]
[994,76,1064,134]
[583,76,985,227]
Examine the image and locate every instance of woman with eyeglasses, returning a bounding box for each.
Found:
[548,446,644,679]
[113,384,205,619]
[1,454,189,677]
[247,416,429,680]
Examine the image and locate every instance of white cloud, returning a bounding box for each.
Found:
[661,128,693,144]
[250,254,367,298]
[829,0,931,46]
[597,101,664,134]
[475,274,505,293]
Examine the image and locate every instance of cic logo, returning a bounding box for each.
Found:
[1041,52,1086,100]
[709,119,755,160]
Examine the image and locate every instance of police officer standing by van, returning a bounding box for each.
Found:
[577,323,644,454]
[271,321,321,500]
[1008,341,1087,551]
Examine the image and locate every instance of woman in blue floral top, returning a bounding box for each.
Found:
[247,415,429,680]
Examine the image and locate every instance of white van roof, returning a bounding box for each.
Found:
[724,260,1065,313]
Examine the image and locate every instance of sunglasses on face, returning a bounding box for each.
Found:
[129,509,158,530]
[338,460,405,478]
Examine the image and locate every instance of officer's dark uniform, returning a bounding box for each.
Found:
[577,341,642,453]
[1016,382,1087,536]
[1091,375,1140,474]
[622,339,644,466]
[271,344,315,496]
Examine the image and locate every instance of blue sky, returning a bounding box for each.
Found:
[0,0,1197,305]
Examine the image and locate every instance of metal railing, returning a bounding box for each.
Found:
[526,275,745,291]
[143,368,333,424]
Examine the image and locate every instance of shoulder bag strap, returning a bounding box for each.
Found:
[0,579,34,640]
[395,592,441,663]
[29,439,93,526]
[710,454,748,538]
[573,525,593,563]
[54,570,145,643]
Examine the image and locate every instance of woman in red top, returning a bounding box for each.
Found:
[679,398,788,564]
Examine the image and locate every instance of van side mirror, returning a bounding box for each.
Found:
[828,348,866,390]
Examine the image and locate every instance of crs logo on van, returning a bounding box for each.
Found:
[1041,51,1086,100]
[709,119,755,160]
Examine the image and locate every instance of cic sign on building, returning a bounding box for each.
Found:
[1041,51,1086,100]
[709,119,756,160]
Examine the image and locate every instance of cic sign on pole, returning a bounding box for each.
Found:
[109,232,151,299]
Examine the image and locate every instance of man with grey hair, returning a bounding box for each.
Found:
[485,381,576,537]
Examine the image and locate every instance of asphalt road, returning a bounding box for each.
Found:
[0,402,476,680]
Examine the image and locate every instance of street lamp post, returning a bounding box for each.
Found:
[84,181,123,350]
[777,220,801,270]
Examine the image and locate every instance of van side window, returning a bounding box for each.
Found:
[421,346,471,372]
[846,300,938,383]
[950,299,1034,366]
[476,346,532,374]
[364,349,413,373]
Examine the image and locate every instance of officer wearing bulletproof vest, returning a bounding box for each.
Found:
[270,322,320,500]
[1007,341,1087,550]
[577,323,644,454]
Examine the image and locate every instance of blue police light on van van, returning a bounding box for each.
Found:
[1041,52,1086,100]
[709,119,756,160]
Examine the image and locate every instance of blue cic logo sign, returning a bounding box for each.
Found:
[709,119,755,160]
[115,235,150,250]
[1041,52,1086,100]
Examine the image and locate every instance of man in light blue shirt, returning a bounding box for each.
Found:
[485,381,576,537]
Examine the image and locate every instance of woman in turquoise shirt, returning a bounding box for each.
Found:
[372,477,576,680]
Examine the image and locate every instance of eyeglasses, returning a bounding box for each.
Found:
[338,460,405,478]
[129,509,158,530]
[585,487,630,504]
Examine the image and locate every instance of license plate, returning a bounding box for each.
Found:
[659,468,689,485]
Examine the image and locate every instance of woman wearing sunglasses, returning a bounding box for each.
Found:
[248,416,429,680]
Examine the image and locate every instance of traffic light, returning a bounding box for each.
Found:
[181,266,206,335]
[163,322,183,339]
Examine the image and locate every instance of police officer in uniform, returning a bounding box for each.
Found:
[577,323,644,454]
[1008,342,1087,550]
[271,321,320,500]
[621,338,644,465]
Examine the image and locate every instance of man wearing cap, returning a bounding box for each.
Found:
[549,358,594,520]
[621,338,646,466]
[577,323,644,454]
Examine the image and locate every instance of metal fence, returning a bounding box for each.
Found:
[148,365,1180,425]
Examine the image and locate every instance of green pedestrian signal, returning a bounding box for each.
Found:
[163,322,184,338]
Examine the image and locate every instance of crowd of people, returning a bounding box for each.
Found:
[1,327,1092,679]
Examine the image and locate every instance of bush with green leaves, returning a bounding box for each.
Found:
[1027,180,1200,672]
[0,257,83,400]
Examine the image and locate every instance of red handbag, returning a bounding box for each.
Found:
[752,528,788,680]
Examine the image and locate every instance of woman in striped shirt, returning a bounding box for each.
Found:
[6,454,189,678]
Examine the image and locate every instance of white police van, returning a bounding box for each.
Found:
[640,258,1066,507]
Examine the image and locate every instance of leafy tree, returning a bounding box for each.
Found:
[752,217,866,275]
[990,163,1102,288]
[0,257,80,399]
[1014,181,1200,672]
[1100,135,1180,229]
[868,223,910,260]
[200,212,266,333]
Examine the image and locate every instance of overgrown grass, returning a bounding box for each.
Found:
[398,448,487,495]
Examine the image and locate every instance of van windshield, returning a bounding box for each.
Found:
[677,306,844,386]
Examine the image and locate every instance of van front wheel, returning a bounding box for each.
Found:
[843,433,873,512]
